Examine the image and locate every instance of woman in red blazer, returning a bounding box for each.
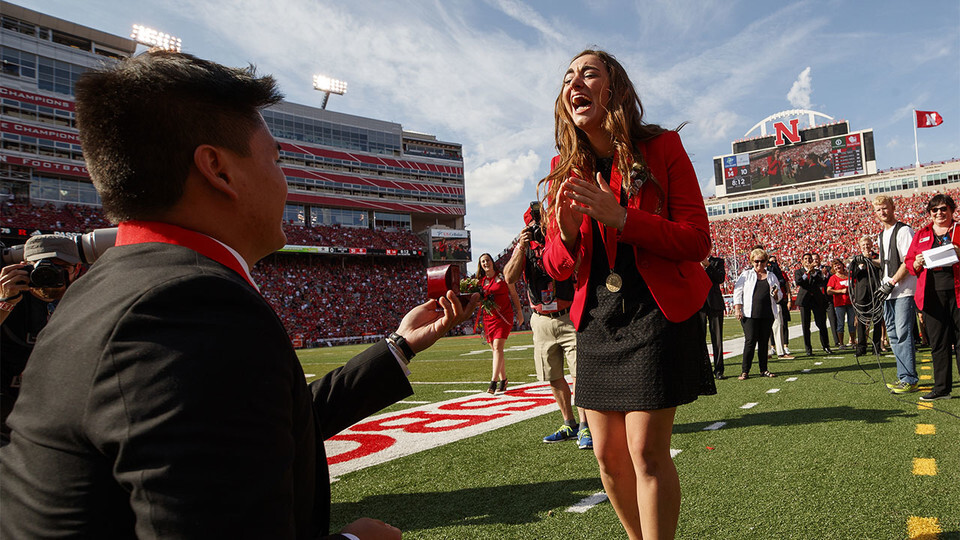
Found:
[905,193,960,401]
[540,49,715,540]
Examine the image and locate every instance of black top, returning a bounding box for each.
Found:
[930,230,956,291]
[751,277,774,319]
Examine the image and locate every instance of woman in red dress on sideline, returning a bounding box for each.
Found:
[540,49,715,540]
[476,253,522,395]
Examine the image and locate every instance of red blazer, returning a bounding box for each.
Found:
[542,130,711,328]
[905,222,960,311]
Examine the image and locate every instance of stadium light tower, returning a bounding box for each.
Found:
[313,74,347,110]
[130,24,182,52]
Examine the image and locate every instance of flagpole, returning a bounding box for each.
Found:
[913,109,920,169]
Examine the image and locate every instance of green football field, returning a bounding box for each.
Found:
[298,319,959,539]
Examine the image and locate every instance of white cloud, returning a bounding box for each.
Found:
[465,150,541,207]
[886,137,900,148]
[487,0,563,43]
[787,67,812,109]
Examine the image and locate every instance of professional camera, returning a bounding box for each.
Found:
[708,255,725,273]
[1,228,117,268]
[20,260,68,288]
[524,201,545,243]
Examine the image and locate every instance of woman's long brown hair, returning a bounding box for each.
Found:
[537,49,669,232]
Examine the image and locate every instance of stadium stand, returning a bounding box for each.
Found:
[7,188,958,340]
[708,188,960,294]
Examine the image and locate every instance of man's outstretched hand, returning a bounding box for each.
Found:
[397,290,481,354]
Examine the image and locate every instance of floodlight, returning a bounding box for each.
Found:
[313,74,348,109]
[131,24,182,52]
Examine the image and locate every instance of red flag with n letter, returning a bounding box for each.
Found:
[916,110,943,128]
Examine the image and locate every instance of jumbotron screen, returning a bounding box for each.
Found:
[430,229,471,262]
[717,130,874,195]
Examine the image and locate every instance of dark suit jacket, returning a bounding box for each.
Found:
[703,260,726,313]
[0,243,412,539]
[794,266,827,308]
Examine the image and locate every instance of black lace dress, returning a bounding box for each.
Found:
[574,159,716,411]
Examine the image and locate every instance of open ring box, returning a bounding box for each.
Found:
[426,264,474,307]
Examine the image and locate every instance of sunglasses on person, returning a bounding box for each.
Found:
[930,206,952,214]
[752,259,766,265]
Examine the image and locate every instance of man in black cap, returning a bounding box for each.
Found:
[0,235,83,445]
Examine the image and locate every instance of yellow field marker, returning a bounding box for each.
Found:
[919,375,933,380]
[915,424,936,435]
[918,401,933,410]
[912,458,937,476]
[907,516,941,539]
[921,366,932,370]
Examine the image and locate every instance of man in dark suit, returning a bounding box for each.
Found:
[794,252,832,355]
[701,256,726,378]
[0,51,476,540]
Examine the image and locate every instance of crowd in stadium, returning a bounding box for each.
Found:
[709,188,960,295]
[252,254,429,346]
[5,188,959,342]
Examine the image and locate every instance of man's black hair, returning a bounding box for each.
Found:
[75,50,284,222]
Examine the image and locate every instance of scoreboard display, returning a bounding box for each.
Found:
[831,133,864,178]
[716,129,873,195]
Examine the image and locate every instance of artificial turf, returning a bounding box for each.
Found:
[299,320,959,539]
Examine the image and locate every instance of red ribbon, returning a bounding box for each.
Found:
[115,220,258,290]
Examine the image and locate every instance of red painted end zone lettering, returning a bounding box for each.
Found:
[326,433,395,465]
[325,381,566,477]
[351,410,509,434]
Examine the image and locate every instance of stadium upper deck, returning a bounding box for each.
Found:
[0,1,465,244]
[706,108,959,220]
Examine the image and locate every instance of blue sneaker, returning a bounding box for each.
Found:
[577,427,593,450]
[543,425,577,443]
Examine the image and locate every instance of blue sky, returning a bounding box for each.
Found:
[17,0,960,265]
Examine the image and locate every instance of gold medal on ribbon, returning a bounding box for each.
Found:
[605,272,623,293]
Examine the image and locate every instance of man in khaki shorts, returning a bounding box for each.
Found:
[504,204,590,449]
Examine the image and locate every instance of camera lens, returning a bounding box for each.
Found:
[29,261,67,288]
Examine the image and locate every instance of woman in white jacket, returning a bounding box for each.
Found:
[734,248,783,379]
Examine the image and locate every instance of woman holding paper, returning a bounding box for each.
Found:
[905,194,960,401]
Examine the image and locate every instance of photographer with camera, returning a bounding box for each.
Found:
[504,203,590,448]
[1,235,83,446]
[794,252,832,356]
[850,235,884,357]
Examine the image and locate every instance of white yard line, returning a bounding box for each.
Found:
[566,492,609,514]
[741,402,759,409]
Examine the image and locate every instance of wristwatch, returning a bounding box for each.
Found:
[387,332,415,363]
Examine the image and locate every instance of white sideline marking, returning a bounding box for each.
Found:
[741,402,759,409]
[304,374,315,377]
[786,377,798,382]
[824,356,843,359]
[766,388,780,394]
[814,362,823,365]
[670,448,682,458]
[566,492,608,513]
[398,400,430,404]
[505,345,535,351]
[703,422,726,431]
[802,369,812,373]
